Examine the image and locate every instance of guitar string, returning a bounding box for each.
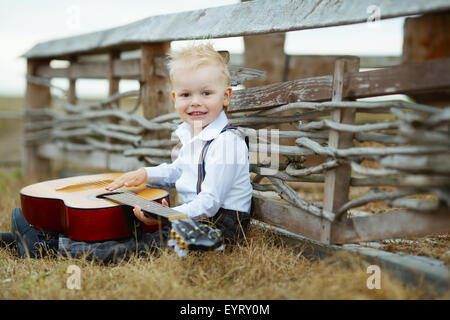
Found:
[57,178,112,190]
[58,177,153,190]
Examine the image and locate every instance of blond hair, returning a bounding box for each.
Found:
[167,42,231,88]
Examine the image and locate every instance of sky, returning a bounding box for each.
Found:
[0,0,406,97]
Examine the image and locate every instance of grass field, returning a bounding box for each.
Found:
[0,95,448,300]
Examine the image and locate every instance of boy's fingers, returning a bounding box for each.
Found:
[162,199,168,207]
[106,180,123,191]
[133,206,155,225]
[133,206,143,218]
[106,175,132,191]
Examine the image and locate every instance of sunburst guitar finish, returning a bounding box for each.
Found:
[19,173,169,241]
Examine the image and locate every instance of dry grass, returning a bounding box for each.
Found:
[379,235,450,265]
[0,166,448,300]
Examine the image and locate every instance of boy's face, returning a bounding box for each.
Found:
[171,65,232,134]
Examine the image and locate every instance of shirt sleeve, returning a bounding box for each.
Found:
[143,156,182,189]
[172,132,249,220]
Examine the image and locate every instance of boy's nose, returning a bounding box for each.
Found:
[190,95,202,106]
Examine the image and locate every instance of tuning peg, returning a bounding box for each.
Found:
[175,234,182,245]
[176,241,188,257]
[167,229,177,247]
[178,241,187,255]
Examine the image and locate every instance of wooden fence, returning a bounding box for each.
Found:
[20,0,450,244]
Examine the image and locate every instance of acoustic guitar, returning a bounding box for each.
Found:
[20,173,223,255]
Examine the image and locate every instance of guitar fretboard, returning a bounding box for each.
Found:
[103,191,187,222]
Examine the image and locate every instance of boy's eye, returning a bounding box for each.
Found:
[180,93,190,97]
[202,91,210,96]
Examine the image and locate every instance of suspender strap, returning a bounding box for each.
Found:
[196,123,237,194]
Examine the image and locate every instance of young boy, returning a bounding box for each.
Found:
[107,42,252,243]
[1,43,252,262]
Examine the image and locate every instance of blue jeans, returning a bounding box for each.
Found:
[58,226,170,263]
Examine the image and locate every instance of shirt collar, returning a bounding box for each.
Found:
[174,110,229,144]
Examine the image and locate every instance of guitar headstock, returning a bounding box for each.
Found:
[168,218,223,257]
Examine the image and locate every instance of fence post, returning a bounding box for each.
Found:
[23,58,52,181]
[140,42,172,141]
[321,57,360,244]
[108,51,120,102]
[67,56,77,106]
[402,12,450,107]
[105,51,121,168]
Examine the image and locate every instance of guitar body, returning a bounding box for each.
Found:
[20,173,169,242]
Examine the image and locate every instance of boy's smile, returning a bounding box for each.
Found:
[171,65,232,135]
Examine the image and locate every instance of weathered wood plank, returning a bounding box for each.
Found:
[230,75,333,112]
[345,58,450,99]
[232,53,401,69]
[35,57,264,85]
[287,55,360,80]
[251,193,325,242]
[141,42,172,145]
[67,57,77,105]
[402,12,450,107]
[23,59,52,180]
[114,58,141,79]
[331,207,450,244]
[22,0,450,59]
[71,62,109,79]
[243,32,285,87]
[228,58,450,113]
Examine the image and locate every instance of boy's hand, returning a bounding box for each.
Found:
[133,199,169,225]
[106,168,147,191]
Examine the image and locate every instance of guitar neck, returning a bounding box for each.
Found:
[103,191,188,222]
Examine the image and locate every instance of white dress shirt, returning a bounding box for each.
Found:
[144,111,252,220]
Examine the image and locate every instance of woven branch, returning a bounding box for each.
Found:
[296,137,449,158]
[143,156,170,166]
[285,160,341,177]
[298,119,401,132]
[335,188,426,218]
[350,162,400,176]
[380,154,450,175]
[385,198,440,212]
[398,123,450,146]
[268,176,335,221]
[230,110,329,126]
[85,137,132,152]
[253,100,441,116]
[124,148,173,158]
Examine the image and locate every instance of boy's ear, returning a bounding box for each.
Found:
[223,87,232,107]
